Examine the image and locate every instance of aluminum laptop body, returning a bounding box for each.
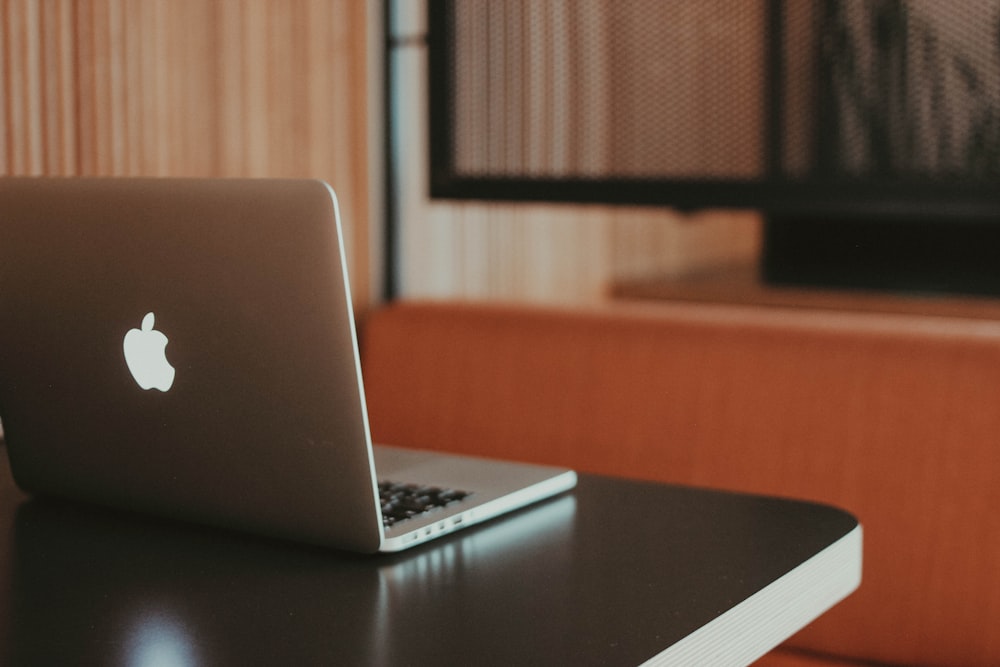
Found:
[0,178,576,553]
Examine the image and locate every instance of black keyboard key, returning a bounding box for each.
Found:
[377,480,471,527]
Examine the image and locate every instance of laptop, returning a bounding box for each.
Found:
[0,177,576,553]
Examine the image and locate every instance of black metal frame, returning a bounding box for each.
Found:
[383,0,397,301]
[426,0,1000,220]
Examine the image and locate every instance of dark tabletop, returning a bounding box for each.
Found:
[0,447,857,666]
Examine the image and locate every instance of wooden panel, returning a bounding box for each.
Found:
[1,0,373,309]
[399,199,759,304]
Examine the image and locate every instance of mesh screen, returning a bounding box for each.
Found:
[441,0,1000,183]
[812,0,1000,180]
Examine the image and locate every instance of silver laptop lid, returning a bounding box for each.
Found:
[0,178,383,552]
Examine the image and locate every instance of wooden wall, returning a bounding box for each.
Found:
[1,0,376,309]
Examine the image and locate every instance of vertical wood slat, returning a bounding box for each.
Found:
[3,0,30,173]
[40,0,75,175]
[1,0,372,310]
[0,0,5,173]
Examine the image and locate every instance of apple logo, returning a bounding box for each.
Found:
[123,312,176,392]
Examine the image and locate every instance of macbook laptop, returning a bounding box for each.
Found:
[0,177,576,553]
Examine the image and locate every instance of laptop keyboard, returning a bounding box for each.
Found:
[378,481,471,527]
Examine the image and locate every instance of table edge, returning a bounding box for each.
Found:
[641,523,863,667]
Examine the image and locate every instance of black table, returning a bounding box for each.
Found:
[0,450,860,666]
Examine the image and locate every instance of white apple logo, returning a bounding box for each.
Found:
[123,312,176,391]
